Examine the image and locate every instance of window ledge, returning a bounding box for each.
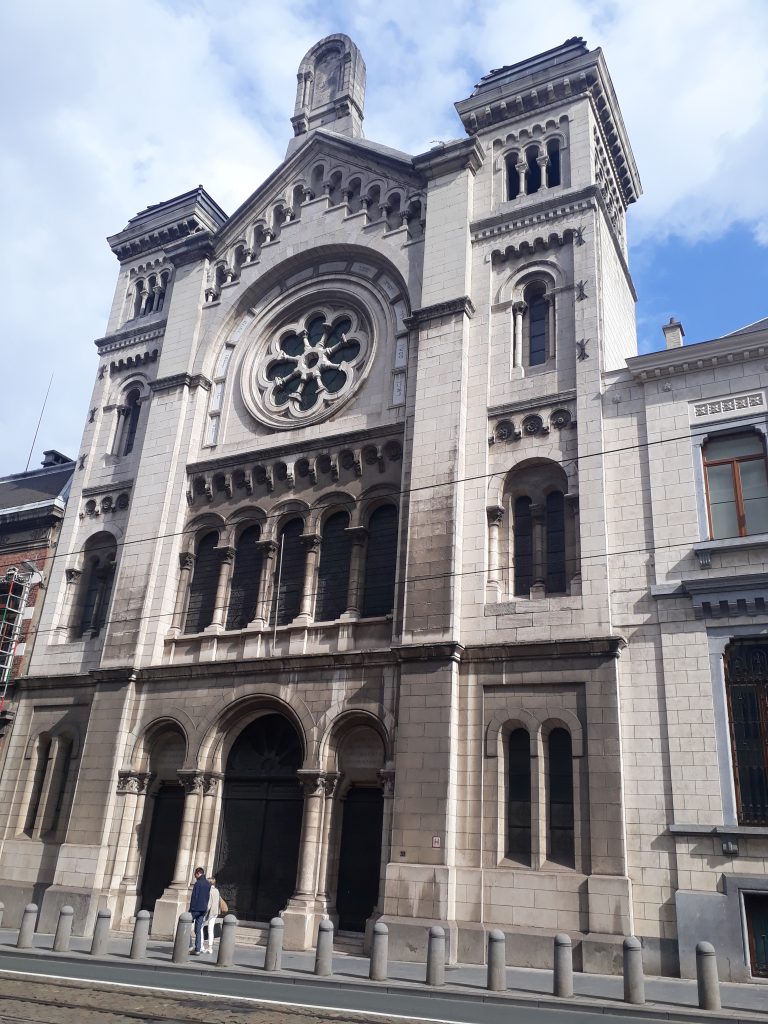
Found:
[693,532,768,568]
[486,594,583,615]
[669,823,768,838]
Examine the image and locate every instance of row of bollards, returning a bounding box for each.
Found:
[10,904,724,1011]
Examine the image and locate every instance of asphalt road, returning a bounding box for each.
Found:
[0,953,663,1024]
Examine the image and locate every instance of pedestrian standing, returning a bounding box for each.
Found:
[188,867,211,955]
[202,875,223,954]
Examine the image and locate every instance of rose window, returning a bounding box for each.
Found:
[250,308,370,425]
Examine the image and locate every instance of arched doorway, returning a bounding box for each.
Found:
[216,714,303,921]
[334,724,385,933]
[140,728,185,911]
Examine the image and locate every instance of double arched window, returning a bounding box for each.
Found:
[23,731,75,841]
[510,280,555,370]
[504,462,575,598]
[76,533,117,638]
[112,384,147,458]
[132,270,170,319]
[179,502,399,635]
[506,725,575,868]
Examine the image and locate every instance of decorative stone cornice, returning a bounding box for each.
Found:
[150,373,212,394]
[403,297,475,329]
[627,333,768,383]
[412,137,484,179]
[653,571,768,616]
[94,321,166,355]
[82,480,134,499]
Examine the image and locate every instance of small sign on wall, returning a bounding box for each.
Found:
[432,835,441,849]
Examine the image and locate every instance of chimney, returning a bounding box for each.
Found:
[662,317,685,349]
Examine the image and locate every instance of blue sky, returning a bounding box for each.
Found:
[1,0,767,475]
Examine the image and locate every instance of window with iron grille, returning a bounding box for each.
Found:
[725,640,768,826]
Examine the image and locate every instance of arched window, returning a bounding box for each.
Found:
[513,497,533,596]
[316,511,352,622]
[545,491,566,594]
[703,433,768,539]
[525,145,541,195]
[272,518,306,626]
[206,344,234,446]
[362,505,398,617]
[184,532,220,634]
[226,525,263,630]
[24,735,51,836]
[507,728,531,865]
[526,283,549,366]
[121,388,142,456]
[78,534,117,638]
[548,728,574,867]
[133,279,145,318]
[506,153,521,201]
[546,139,561,187]
[725,640,768,825]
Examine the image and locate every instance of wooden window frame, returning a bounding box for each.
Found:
[703,434,768,539]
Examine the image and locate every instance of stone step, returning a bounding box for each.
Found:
[233,923,269,947]
[334,930,365,956]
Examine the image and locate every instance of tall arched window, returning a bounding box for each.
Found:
[184,532,220,634]
[78,534,117,638]
[546,139,561,187]
[362,505,398,617]
[526,284,549,366]
[525,146,541,194]
[316,511,352,622]
[272,518,306,626]
[24,735,51,836]
[513,497,533,596]
[226,525,263,630]
[122,388,142,456]
[507,728,532,865]
[548,728,574,867]
[506,153,521,200]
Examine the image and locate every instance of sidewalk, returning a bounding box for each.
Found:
[0,927,765,1022]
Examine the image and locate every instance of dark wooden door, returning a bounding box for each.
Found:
[336,787,383,932]
[746,893,768,977]
[140,784,184,911]
[216,715,303,922]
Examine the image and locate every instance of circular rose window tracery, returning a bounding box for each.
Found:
[249,306,370,426]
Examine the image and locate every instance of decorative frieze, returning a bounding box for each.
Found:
[489,406,575,446]
[689,391,765,423]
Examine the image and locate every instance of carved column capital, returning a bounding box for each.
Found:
[486,505,505,528]
[297,769,325,797]
[344,526,368,545]
[511,300,528,317]
[257,539,279,557]
[217,545,236,565]
[378,768,395,796]
[301,533,322,553]
[179,551,195,572]
[65,567,82,585]
[117,770,154,796]
[323,771,341,798]
[178,770,206,794]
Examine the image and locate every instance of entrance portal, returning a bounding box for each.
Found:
[216,714,303,921]
[140,784,184,911]
[336,786,384,932]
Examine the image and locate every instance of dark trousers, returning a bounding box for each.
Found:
[191,911,206,952]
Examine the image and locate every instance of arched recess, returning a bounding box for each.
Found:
[139,723,186,911]
[323,714,387,933]
[214,712,304,922]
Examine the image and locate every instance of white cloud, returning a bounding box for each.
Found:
[1,0,767,474]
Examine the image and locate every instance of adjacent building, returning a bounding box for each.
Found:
[0,35,765,981]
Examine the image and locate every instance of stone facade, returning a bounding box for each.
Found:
[1,34,767,981]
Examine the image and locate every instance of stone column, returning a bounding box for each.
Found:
[375,768,395,913]
[486,506,505,602]
[296,534,321,623]
[196,774,222,874]
[537,152,549,189]
[170,771,204,886]
[342,527,368,619]
[209,546,235,629]
[170,552,194,634]
[530,503,546,598]
[512,301,527,369]
[255,541,278,625]
[60,567,83,639]
[515,161,527,198]
[546,294,556,361]
[566,494,581,594]
[315,772,341,913]
[294,770,326,897]
[116,771,154,887]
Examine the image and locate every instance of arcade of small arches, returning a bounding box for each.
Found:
[487,460,580,600]
[128,268,172,320]
[176,496,399,636]
[505,137,563,201]
[206,162,426,302]
[115,705,393,935]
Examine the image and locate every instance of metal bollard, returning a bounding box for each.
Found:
[172,912,192,964]
[696,941,721,1011]
[130,910,150,960]
[487,929,506,992]
[217,914,237,967]
[0,901,4,929]
[17,903,37,949]
[90,908,111,956]
[264,917,284,972]
[553,933,574,998]
[369,922,388,981]
[623,936,645,1005]
[53,906,74,953]
[426,925,445,987]
[314,919,334,977]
